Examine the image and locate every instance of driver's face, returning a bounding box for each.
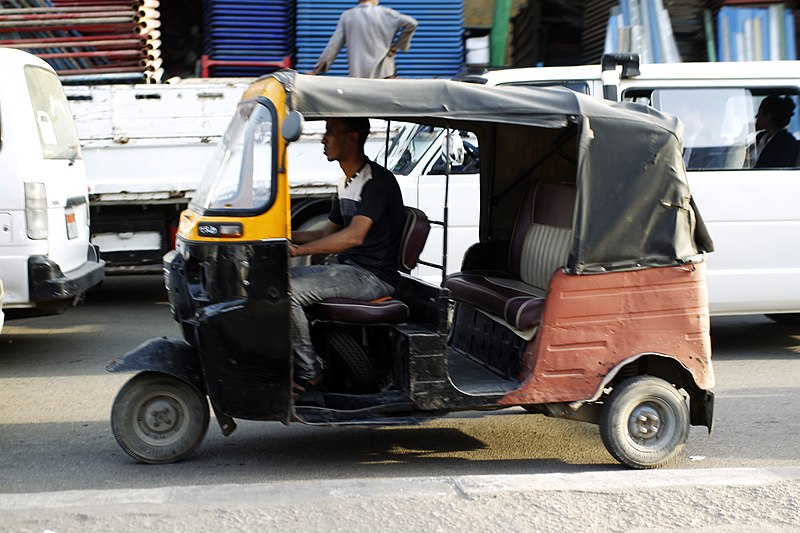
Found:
[322,119,353,162]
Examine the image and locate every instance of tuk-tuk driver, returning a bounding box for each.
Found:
[288,117,405,397]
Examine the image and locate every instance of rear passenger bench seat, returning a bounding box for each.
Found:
[444,181,577,342]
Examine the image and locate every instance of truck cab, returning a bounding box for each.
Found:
[0,48,104,317]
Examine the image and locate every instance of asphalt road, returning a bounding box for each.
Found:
[1,276,799,495]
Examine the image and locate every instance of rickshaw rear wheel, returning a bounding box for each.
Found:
[328,326,378,393]
[111,372,210,464]
[600,376,689,469]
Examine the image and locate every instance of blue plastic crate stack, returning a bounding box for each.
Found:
[716,4,796,62]
[295,0,464,78]
[202,0,295,76]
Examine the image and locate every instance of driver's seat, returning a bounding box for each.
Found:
[306,207,431,324]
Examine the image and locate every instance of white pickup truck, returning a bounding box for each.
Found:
[65,79,252,272]
[64,78,387,272]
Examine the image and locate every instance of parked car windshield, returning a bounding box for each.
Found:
[192,100,276,212]
[377,122,443,175]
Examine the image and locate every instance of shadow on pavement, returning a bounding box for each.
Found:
[0,414,621,494]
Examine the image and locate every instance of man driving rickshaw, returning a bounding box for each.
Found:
[108,72,715,469]
[288,117,405,401]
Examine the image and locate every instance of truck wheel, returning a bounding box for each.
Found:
[111,372,209,464]
[766,313,800,325]
[600,376,689,469]
[328,327,378,393]
[291,214,331,268]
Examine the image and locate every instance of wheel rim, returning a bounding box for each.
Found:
[626,398,675,450]
[132,392,190,448]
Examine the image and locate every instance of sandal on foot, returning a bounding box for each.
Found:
[293,378,325,406]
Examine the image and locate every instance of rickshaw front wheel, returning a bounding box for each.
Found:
[111,372,210,464]
[600,376,689,469]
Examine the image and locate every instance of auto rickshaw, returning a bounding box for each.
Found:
[107,71,715,469]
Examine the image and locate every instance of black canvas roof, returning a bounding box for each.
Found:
[265,71,713,273]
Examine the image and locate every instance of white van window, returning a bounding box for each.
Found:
[624,87,800,171]
[24,65,81,161]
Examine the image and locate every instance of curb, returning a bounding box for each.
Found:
[2,467,800,512]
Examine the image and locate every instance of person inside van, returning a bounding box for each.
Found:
[288,117,406,401]
[753,95,799,169]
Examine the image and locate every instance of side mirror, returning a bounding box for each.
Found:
[282,110,304,143]
[445,130,465,166]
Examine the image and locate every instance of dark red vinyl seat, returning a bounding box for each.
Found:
[306,207,431,324]
[444,181,576,332]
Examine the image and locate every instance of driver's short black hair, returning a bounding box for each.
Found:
[343,117,371,148]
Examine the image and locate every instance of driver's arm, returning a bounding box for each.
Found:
[290,215,373,257]
[292,219,340,244]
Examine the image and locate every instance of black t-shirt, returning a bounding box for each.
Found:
[329,159,405,286]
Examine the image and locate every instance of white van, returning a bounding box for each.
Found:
[381,56,800,320]
[0,48,104,317]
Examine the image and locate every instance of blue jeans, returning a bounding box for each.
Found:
[290,263,394,381]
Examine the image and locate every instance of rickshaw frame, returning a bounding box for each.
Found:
[108,72,715,469]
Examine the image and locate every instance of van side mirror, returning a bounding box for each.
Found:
[282,110,304,143]
[601,53,641,79]
[445,130,465,166]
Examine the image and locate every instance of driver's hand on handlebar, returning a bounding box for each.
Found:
[290,244,309,257]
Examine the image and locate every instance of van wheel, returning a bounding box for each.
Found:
[328,327,378,393]
[290,214,331,268]
[111,372,209,464]
[600,376,689,469]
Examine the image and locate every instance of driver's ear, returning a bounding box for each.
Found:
[348,130,360,146]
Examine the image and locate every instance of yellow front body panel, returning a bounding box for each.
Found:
[178,77,293,244]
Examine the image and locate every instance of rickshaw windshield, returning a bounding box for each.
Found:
[192,99,277,213]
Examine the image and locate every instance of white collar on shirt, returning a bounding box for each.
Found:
[343,160,370,188]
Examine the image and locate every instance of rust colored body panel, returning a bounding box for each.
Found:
[501,263,713,406]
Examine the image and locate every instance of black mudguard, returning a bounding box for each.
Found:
[106,337,204,392]
[691,389,715,433]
